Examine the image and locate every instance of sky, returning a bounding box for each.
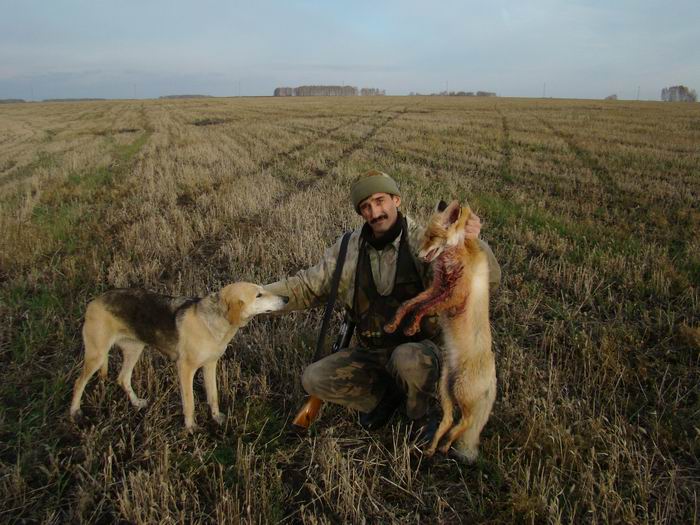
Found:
[1,0,698,101]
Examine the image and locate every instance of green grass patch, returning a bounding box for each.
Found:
[471,192,593,241]
[31,202,83,250]
[239,398,287,446]
[114,131,151,165]
[66,165,114,191]
[471,192,646,258]
[2,281,83,364]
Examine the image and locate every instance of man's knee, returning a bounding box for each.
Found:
[388,343,436,380]
[386,342,440,420]
[301,361,324,396]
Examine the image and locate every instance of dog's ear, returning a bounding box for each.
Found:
[226,298,244,325]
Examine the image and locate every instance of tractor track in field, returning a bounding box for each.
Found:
[258,105,395,172]
[495,108,515,184]
[111,107,399,282]
[164,104,413,280]
[537,116,620,193]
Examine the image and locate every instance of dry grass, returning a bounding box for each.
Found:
[0,96,698,524]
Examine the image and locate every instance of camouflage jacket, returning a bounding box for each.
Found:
[264,215,501,314]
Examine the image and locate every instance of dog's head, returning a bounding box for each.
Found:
[219,283,289,326]
[419,199,472,263]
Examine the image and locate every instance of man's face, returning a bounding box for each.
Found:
[358,192,402,237]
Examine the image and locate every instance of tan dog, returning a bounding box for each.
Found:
[70,283,288,429]
[386,200,495,463]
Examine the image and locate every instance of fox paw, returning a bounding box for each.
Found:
[404,326,418,336]
[439,442,452,455]
[212,412,225,425]
[450,447,478,464]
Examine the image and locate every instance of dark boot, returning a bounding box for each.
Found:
[359,381,404,431]
[410,413,439,446]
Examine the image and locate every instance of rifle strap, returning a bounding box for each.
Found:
[314,231,352,362]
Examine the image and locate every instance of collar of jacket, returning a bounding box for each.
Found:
[360,212,404,251]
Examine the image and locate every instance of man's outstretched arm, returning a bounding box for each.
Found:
[263,234,349,312]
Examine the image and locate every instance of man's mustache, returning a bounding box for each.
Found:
[371,214,388,224]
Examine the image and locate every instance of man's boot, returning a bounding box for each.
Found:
[359,380,404,431]
[410,411,439,446]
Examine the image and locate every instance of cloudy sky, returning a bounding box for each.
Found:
[1,0,698,101]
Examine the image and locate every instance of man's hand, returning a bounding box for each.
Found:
[465,213,482,239]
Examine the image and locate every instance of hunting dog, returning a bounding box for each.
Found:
[70,283,288,429]
[385,200,495,463]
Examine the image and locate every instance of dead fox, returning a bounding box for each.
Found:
[385,200,495,463]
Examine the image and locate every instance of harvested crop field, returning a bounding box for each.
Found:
[1,96,698,523]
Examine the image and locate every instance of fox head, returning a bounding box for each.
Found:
[419,200,472,263]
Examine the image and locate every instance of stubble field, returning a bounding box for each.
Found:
[0,95,698,524]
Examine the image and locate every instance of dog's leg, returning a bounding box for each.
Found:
[117,340,147,409]
[177,359,198,430]
[100,356,109,379]
[70,322,113,419]
[202,360,224,425]
[425,365,454,457]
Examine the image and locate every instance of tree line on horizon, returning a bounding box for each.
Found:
[2,84,698,103]
[273,86,385,96]
[408,90,496,97]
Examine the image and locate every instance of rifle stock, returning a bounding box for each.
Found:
[290,395,323,431]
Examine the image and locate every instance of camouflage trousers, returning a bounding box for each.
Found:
[301,340,441,419]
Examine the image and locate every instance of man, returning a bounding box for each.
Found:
[265,170,501,431]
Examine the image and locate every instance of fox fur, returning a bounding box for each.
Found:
[385,200,496,462]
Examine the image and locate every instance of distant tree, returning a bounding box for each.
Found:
[605,94,618,100]
[661,85,697,102]
[273,87,294,97]
[360,88,385,96]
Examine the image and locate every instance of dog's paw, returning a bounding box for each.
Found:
[212,412,225,425]
[132,397,148,409]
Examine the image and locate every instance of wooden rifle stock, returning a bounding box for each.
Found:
[290,395,323,431]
